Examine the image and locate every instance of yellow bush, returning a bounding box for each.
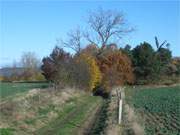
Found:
[77,54,102,91]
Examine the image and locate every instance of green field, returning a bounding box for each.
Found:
[126,86,180,135]
[0,82,49,99]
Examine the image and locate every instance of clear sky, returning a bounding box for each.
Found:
[0,0,179,67]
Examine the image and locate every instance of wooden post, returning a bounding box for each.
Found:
[118,91,123,124]
[119,98,122,124]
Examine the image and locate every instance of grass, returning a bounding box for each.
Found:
[125,85,180,135]
[0,82,103,135]
[0,82,49,99]
[36,95,103,135]
[0,128,14,135]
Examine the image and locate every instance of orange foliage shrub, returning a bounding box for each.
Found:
[97,51,134,89]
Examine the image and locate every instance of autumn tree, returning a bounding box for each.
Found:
[41,46,72,87]
[97,50,134,89]
[73,54,102,91]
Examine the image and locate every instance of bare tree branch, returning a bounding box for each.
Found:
[60,27,83,54]
[154,36,170,51]
[85,8,133,48]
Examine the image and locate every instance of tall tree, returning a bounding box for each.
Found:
[84,8,133,49]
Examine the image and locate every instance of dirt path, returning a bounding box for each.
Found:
[104,88,121,135]
[78,100,103,135]
[87,99,110,135]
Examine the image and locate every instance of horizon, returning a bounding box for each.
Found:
[0,0,180,67]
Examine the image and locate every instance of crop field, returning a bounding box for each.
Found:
[126,86,180,135]
[0,82,49,100]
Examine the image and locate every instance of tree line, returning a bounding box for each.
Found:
[40,8,180,95]
[1,8,179,94]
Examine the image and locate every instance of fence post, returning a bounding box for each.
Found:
[118,91,123,124]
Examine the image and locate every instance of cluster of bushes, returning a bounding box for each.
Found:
[41,47,101,91]
[41,45,134,93]
[42,38,180,94]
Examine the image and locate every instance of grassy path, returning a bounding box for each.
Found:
[35,95,103,135]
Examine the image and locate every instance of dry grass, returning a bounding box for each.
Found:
[104,87,121,135]
[124,104,144,135]
[0,87,83,134]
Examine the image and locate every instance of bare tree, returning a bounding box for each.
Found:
[155,36,170,51]
[21,52,41,80]
[61,27,83,54]
[84,8,133,48]
[21,52,40,69]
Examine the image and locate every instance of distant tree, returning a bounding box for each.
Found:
[21,52,40,69]
[20,52,41,81]
[84,8,133,50]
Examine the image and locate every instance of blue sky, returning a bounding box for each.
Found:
[0,0,179,67]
